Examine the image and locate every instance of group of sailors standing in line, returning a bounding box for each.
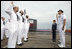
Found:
[1,1,30,48]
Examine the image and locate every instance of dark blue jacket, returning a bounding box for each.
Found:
[52,23,57,30]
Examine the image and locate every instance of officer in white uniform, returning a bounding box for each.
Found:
[1,17,5,40]
[17,10,24,46]
[5,2,19,48]
[23,15,30,42]
[56,10,66,48]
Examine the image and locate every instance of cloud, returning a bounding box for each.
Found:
[1,1,71,29]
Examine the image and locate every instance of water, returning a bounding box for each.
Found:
[37,20,71,30]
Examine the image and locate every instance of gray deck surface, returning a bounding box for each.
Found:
[1,32,71,48]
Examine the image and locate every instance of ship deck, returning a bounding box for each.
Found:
[1,32,71,48]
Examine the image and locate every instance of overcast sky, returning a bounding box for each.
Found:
[1,1,71,29]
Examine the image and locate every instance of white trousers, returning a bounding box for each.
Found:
[1,28,5,40]
[23,23,30,40]
[7,22,18,48]
[5,29,9,38]
[5,22,10,38]
[8,31,18,48]
[58,24,66,46]
[17,22,23,44]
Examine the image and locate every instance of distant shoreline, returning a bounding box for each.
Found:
[36,29,71,33]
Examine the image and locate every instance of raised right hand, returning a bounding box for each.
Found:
[11,1,13,5]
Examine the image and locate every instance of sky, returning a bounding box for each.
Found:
[1,1,71,29]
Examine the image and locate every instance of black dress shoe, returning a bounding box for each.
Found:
[18,43,23,46]
[53,40,56,42]
[26,38,28,39]
[1,39,4,41]
[1,40,3,41]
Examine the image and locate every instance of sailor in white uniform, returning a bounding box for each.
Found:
[5,2,19,48]
[1,17,5,40]
[56,10,66,48]
[23,15,30,42]
[17,10,24,46]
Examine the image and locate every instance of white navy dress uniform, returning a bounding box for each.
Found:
[17,13,24,45]
[25,18,30,39]
[57,14,66,47]
[5,4,18,48]
[22,15,30,41]
[1,19,5,40]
